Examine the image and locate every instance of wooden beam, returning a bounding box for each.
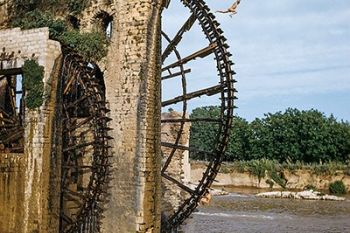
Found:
[0,68,22,76]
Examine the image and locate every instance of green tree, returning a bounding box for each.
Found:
[189,106,220,160]
[248,108,350,163]
[226,116,251,161]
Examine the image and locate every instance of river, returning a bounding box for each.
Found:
[182,187,350,233]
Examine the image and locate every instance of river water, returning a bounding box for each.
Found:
[183,187,350,233]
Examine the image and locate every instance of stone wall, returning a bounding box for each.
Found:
[99,1,163,232]
[0,0,9,29]
[1,0,167,232]
[161,112,191,217]
[0,27,62,233]
[0,154,25,233]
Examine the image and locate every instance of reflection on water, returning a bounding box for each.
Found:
[183,187,350,233]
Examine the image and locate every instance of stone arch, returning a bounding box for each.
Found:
[78,2,116,35]
[91,10,114,39]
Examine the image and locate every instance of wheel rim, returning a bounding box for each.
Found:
[161,0,236,230]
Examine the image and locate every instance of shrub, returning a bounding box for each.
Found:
[59,30,109,61]
[265,179,274,189]
[68,0,90,14]
[269,170,287,189]
[10,10,66,40]
[329,180,347,195]
[22,60,45,109]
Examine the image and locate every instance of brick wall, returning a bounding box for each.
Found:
[100,0,163,232]
[0,27,62,233]
[160,112,191,218]
[0,154,25,233]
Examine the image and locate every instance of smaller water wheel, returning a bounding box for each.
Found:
[59,54,112,233]
[0,73,24,153]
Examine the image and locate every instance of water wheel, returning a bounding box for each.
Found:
[59,54,112,233]
[0,74,24,153]
[161,0,236,231]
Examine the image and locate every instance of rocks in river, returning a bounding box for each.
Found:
[210,189,229,196]
[256,190,346,201]
[188,183,229,196]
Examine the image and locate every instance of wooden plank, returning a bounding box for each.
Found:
[0,68,22,76]
[162,42,218,71]
[161,84,222,107]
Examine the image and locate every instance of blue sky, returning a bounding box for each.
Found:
[162,0,350,122]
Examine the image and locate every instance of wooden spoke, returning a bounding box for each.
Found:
[162,84,223,107]
[162,173,194,194]
[63,141,98,152]
[61,213,74,224]
[0,68,22,76]
[162,69,191,81]
[161,118,221,123]
[64,116,93,133]
[162,13,197,62]
[162,42,218,71]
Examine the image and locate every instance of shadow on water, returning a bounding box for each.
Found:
[182,187,350,233]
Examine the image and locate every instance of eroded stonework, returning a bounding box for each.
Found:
[0,27,62,233]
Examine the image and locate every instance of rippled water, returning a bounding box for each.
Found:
[182,188,350,233]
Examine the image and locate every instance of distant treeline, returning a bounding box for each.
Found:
[189,107,350,163]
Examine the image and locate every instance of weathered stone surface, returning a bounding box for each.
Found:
[0,154,25,233]
[0,0,9,28]
[161,111,191,217]
[0,27,62,233]
[100,1,163,232]
[1,0,166,232]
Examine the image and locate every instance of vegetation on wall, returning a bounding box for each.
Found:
[67,0,90,14]
[10,0,108,61]
[11,10,66,39]
[22,60,45,109]
[59,30,109,61]
[12,0,90,15]
[190,106,350,163]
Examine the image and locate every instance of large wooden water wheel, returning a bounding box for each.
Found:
[161,0,236,231]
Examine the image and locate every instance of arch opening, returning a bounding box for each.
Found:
[93,11,113,39]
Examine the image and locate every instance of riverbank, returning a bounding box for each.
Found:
[191,160,350,191]
[182,188,350,233]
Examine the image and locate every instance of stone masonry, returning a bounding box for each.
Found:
[161,112,191,218]
[100,1,163,232]
[0,27,62,233]
[0,0,9,29]
[0,0,167,232]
